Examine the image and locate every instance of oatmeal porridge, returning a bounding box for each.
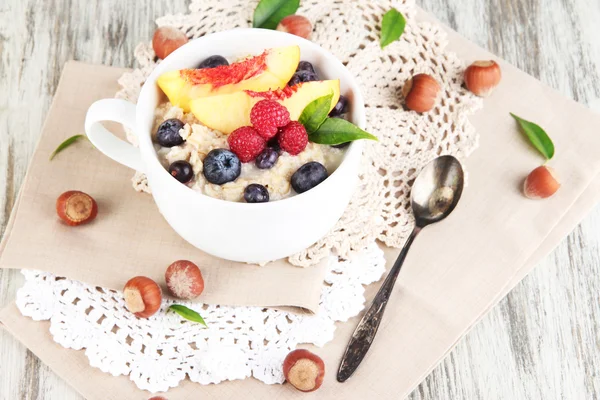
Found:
[154,103,345,202]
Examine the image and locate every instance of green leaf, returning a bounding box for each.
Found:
[50,134,86,161]
[253,0,300,30]
[510,113,555,160]
[380,8,406,49]
[169,304,208,327]
[298,92,333,133]
[309,118,378,145]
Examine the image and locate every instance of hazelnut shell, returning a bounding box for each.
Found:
[523,165,560,200]
[165,260,205,300]
[152,27,188,60]
[276,15,313,40]
[56,190,98,226]
[124,276,162,318]
[283,349,325,392]
[464,60,502,97]
[403,74,441,113]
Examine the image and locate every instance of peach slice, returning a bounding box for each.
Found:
[190,80,340,134]
[157,46,300,112]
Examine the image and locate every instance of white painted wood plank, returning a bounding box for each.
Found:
[1,0,599,399]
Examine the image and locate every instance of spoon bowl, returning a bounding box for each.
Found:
[411,155,464,227]
[337,155,465,382]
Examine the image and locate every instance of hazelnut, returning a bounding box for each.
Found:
[402,74,441,113]
[165,260,205,300]
[152,26,188,60]
[56,191,98,226]
[523,165,560,200]
[464,60,502,97]
[283,349,325,392]
[276,15,312,40]
[123,276,162,318]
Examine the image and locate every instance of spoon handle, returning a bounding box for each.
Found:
[337,226,421,382]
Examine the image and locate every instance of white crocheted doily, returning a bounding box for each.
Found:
[116,0,482,267]
[17,243,386,393]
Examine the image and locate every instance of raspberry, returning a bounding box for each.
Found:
[278,121,308,155]
[250,100,291,139]
[227,126,266,163]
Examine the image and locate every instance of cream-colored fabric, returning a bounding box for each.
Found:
[117,0,483,267]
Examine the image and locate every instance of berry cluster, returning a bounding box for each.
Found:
[227,100,309,165]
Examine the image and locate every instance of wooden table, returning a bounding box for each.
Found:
[1,0,599,398]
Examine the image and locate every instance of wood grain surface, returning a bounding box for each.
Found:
[1,0,599,399]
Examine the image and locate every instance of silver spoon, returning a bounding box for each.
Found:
[337,155,464,382]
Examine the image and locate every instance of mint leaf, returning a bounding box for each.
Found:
[299,92,334,133]
[253,0,300,30]
[309,118,378,145]
[169,304,207,327]
[510,113,555,160]
[50,134,86,161]
[380,8,406,49]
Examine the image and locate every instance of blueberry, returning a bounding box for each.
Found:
[297,61,316,74]
[198,55,229,69]
[168,160,194,183]
[156,119,185,147]
[244,184,270,203]
[332,142,350,149]
[203,149,241,185]
[291,162,329,194]
[288,70,319,86]
[329,95,349,117]
[267,137,282,154]
[255,148,279,169]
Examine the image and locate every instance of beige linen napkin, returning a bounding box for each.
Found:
[3,8,600,399]
[0,61,327,313]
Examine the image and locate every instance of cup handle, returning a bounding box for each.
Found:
[84,99,144,172]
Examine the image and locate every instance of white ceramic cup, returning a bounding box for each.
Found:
[84,28,365,263]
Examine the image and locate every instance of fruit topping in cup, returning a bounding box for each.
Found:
[329,94,349,117]
[227,126,267,162]
[189,80,340,134]
[250,100,291,139]
[278,121,308,155]
[296,61,316,74]
[203,149,242,185]
[288,70,319,86]
[267,137,282,154]
[168,160,194,184]
[56,191,98,226]
[197,55,229,69]
[291,162,328,193]
[255,147,279,169]
[244,184,270,203]
[157,46,300,112]
[156,118,185,147]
